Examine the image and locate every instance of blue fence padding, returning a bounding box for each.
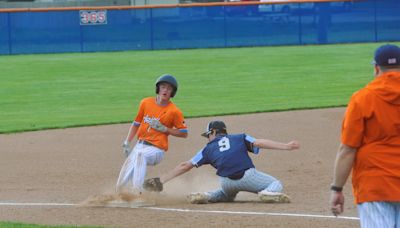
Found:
[376,1,400,42]
[81,9,152,52]
[0,13,10,54]
[314,1,377,44]
[9,11,81,54]
[153,6,226,49]
[0,0,399,55]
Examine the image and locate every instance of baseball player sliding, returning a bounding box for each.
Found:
[116,74,188,195]
[144,120,299,204]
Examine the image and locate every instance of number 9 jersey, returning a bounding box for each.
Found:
[190,134,260,178]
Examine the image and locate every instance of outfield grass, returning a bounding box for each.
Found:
[1,42,398,133]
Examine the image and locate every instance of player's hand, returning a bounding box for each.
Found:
[287,141,300,150]
[149,119,168,133]
[330,191,344,216]
[122,140,131,157]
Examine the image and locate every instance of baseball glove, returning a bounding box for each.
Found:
[143,177,163,192]
[149,119,167,133]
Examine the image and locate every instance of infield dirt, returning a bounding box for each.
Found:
[0,108,359,228]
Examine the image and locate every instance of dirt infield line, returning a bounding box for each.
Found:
[0,201,359,221]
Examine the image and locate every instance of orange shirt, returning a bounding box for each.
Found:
[133,97,187,151]
[341,71,400,203]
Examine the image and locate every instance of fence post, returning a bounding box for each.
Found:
[223,5,227,48]
[373,0,377,42]
[79,13,84,53]
[317,3,330,44]
[298,3,302,45]
[150,8,154,50]
[7,12,12,55]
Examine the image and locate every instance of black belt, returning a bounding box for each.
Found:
[228,168,249,180]
[138,140,153,146]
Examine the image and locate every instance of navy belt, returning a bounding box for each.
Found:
[138,140,153,146]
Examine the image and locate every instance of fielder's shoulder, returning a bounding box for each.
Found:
[142,97,154,102]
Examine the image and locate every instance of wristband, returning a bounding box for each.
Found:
[330,185,343,192]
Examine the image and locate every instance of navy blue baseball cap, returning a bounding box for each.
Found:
[201,120,227,137]
[373,44,400,66]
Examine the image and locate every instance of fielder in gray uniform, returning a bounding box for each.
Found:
[144,120,300,204]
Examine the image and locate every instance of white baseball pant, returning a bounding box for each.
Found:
[207,168,283,202]
[116,142,164,193]
[358,201,400,228]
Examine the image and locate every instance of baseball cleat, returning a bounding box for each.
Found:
[258,190,291,203]
[187,192,209,204]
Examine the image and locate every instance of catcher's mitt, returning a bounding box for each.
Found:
[143,177,163,192]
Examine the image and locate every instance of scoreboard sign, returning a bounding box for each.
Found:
[80,10,107,25]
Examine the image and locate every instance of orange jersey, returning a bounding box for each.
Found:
[341,72,400,203]
[133,97,187,151]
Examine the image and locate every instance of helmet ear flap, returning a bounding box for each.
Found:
[170,89,176,97]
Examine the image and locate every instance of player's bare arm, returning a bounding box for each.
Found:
[330,143,357,216]
[160,161,194,184]
[332,143,357,188]
[122,124,139,156]
[143,161,193,192]
[253,139,300,150]
[125,124,139,143]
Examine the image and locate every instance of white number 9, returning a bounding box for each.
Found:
[218,137,230,152]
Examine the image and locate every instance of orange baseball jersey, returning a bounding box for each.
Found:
[341,71,400,203]
[133,97,187,151]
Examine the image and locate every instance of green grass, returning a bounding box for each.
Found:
[0,42,398,227]
[1,42,397,133]
[0,222,102,228]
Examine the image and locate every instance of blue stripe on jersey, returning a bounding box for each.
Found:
[245,134,260,154]
[190,149,204,167]
[133,121,140,126]
[245,135,255,142]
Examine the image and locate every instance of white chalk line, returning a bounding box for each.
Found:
[144,207,359,220]
[0,201,359,221]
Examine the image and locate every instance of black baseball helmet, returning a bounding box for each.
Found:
[155,74,178,97]
[201,120,227,138]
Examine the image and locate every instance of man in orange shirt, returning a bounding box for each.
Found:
[330,44,400,227]
[116,74,188,195]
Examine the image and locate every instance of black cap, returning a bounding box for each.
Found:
[373,44,400,66]
[201,120,227,138]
